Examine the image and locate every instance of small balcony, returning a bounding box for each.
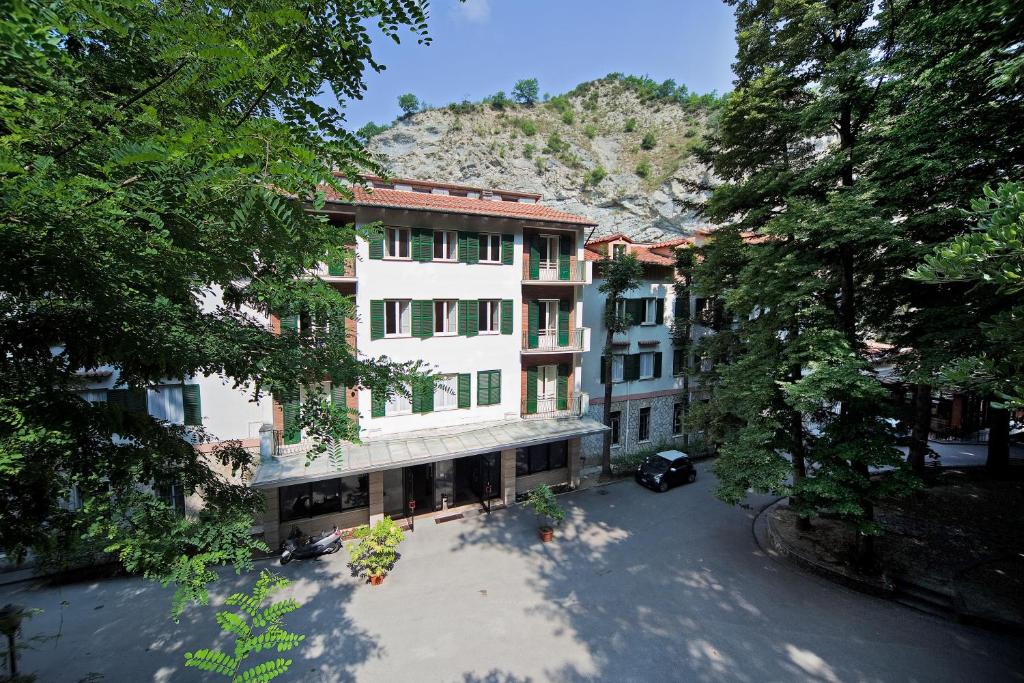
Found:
[522,328,589,354]
[522,258,591,285]
[521,392,589,419]
[308,259,356,282]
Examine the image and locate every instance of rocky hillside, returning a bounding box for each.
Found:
[366,77,721,241]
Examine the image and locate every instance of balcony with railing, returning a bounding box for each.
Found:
[522,257,590,285]
[521,392,589,419]
[308,258,356,282]
[521,327,589,354]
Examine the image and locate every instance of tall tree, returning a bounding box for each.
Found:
[0,0,431,616]
[597,252,642,480]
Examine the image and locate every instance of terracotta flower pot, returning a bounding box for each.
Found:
[369,574,385,586]
[539,526,554,543]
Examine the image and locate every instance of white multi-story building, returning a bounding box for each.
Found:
[580,232,716,464]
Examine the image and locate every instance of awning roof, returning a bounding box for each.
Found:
[251,416,609,488]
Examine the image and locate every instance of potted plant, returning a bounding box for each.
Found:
[524,484,565,542]
[348,517,405,585]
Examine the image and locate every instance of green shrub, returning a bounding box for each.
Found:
[356,121,389,142]
[485,91,510,110]
[534,156,547,174]
[685,127,699,138]
[544,131,568,155]
[624,117,637,132]
[512,117,537,136]
[583,124,597,139]
[635,158,651,178]
[397,93,419,116]
[561,109,575,125]
[348,517,405,580]
[547,94,571,114]
[512,78,540,105]
[586,166,607,186]
[524,484,565,529]
[641,131,656,150]
[447,99,476,114]
[523,143,536,159]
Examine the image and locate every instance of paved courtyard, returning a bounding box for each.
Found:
[3,461,1022,682]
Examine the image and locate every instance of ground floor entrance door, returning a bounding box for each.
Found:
[405,463,434,516]
[452,452,501,507]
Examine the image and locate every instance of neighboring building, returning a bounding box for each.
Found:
[580,232,715,465]
[248,176,607,548]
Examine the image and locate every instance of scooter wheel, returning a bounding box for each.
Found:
[326,544,341,554]
[279,555,291,566]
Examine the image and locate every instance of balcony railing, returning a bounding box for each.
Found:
[522,258,590,284]
[522,328,588,353]
[311,259,356,280]
[522,392,588,419]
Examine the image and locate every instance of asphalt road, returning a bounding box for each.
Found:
[2,462,1022,682]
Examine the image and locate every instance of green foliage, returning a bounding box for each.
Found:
[397,93,420,116]
[522,143,536,159]
[523,485,565,528]
[0,0,430,617]
[348,517,405,579]
[583,124,597,139]
[546,95,572,116]
[624,118,638,133]
[603,72,725,111]
[543,132,569,155]
[511,118,537,136]
[640,132,656,150]
[534,156,548,174]
[599,253,644,332]
[512,78,539,105]
[635,158,651,178]
[560,109,575,126]
[447,99,476,114]
[356,121,390,143]
[484,91,510,110]
[585,166,607,186]
[184,571,305,683]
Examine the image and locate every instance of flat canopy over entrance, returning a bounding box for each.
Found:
[251,416,608,489]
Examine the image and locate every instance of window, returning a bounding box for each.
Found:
[612,355,625,383]
[434,374,459,411]
[385,227,410,259]
[613,244,626,259]
[673,348,686,376]
[700,356,713,372]
[385,299,411,336]
[385,384,412,416]
[639,352,655,379]
[477,370,501,406]
[158,482,186,516]
[642,298,657,325]
[278,475,369,522]
[673,403,684,435]
[610,411,621,445]
[479,233,502,262]
[478,300,501,334]
[638,407,651,442]
[434,300,457,335]
[433,230,457,260]
[614,299,627,321]
[516,440,569,475]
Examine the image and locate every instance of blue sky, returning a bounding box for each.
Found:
[334,0,738,130]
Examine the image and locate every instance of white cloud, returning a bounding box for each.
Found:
[454,0,491,23]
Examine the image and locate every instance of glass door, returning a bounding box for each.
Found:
[539,235,559,280]
[538,300,558,349]
[538,364,557,413]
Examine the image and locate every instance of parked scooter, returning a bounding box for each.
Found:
[279,526,343,565]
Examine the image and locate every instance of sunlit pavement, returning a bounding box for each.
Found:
[3,461,1022,682]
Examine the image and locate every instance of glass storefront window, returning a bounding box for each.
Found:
[516,441,569,476]
[279,474,369,522]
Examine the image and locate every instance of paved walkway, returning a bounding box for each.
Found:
[2,462,1022,682]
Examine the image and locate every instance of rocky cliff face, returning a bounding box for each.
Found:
[367,78,717,241]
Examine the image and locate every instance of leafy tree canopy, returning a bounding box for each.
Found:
[512,78,539,105]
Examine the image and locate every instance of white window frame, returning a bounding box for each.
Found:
[479,233,502,263]
[613,243,626,259]
[384,299,411,337]
[638,406,651,443]
[639,351,655,379]
[673,403,684,436]
[434,374,459,411]
[385,384,412,416]
[433,230,458,261]
[539,234,559,276]
[614,299,627,321]
[478,299,501,334]
[385,227,411,260]
[611,354,625,383]
[434,299,457,335]
[538,299,558,340]
[642,297,657,325]
[610,410,621,446]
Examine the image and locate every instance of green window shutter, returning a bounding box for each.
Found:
[457,300,469,336]
[556,363,569,410]
[500,299,513,335]
[559,234,572,280]
[527,300,539,349]
[413,228,433,262]
[412,380,433,413]
[109,388,148,415]
[489,370,501,405]
[458,232,469,263]
[457,373,471,408]
[182,384,202,426]
[653,352,663,378]
[418,300,434,338]
[526,366,537,414]
[467,233,480,264]
[655,298,665,325]
[529,235,540,279]
[624,354,641,381]
[331,382,346,408]
[282,397,301,444]
[558,299,570,346]
[368,232,384,260]
[501,234,514,265]
[370,300,385,340]
[464,299,478,337]
[626,299,644,326]
[371,390,385,418]
[477,371,490,406]
[328,259,345,276]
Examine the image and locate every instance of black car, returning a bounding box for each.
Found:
[635,450,696,492]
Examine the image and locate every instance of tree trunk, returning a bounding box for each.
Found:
[790,407,812,532]
[907,383,931,476]
[600,326,615,480]
[987,403,1010,478]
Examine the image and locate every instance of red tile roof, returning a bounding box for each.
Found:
[648,236,694,249]
[583,245,674,266]
[322,184,596,226]
[585,233,633,245]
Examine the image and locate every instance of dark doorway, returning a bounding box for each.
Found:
[453,452,501,507]
[405,463,434,515]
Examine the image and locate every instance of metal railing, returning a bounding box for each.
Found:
[522,258,589,283]
[522,328,586,352]
[521,392,588,419]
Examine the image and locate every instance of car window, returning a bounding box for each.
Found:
[673,458,689,469]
